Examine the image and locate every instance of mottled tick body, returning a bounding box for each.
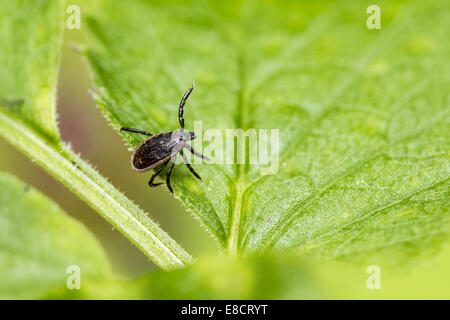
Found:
[121,83,208,193]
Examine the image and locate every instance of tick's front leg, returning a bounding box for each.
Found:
[178,83,194,131]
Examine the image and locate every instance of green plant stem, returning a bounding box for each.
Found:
[0,107,194,270]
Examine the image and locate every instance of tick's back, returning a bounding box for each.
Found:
[131,132,174,171]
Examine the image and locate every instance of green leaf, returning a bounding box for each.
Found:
[0,0,193,270]
[83,0,450,260]
[0,171,110,299]
[0,0,64,141]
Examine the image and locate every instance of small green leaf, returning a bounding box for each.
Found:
[0,171,110,299]
[83,0,450,260]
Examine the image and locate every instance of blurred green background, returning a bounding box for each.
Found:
[0,28,216,276]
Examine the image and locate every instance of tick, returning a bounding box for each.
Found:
[120,83,208,193]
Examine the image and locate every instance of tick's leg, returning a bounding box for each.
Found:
[165,156,177,193]
[178,83,194,131]
[120,127,152,136]
[183,143,211,161]
[181,150,201,181]
[148,160,169,187]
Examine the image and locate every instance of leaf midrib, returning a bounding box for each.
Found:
[227,53,250,256]
[225,8,404,254]
[228,11,425,253]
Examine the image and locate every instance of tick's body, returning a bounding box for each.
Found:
[130,131,186,172]
[121,83,207,193]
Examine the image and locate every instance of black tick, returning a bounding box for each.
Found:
[120,83,208,193]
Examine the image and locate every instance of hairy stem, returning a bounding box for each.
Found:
[0,107,194,270]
